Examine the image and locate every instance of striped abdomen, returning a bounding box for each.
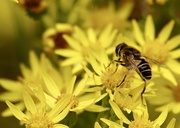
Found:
[137,59,151,80]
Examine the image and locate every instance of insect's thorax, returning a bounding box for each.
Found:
[122,47,141,63]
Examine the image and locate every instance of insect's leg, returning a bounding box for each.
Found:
[140,79,147,106]
[112,59,125,75]
[117,71,128,87]
[105,61,113,68]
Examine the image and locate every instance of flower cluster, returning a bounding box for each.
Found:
[1,1,180,128]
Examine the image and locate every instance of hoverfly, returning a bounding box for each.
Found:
[114,43,153,97]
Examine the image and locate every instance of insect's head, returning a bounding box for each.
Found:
[115,43,127,57]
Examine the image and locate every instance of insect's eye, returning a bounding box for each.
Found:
[115,43,126,57]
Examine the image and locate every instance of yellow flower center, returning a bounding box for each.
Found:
[172,85,180,102]
[114,91,138,112]
[129,115,154,128]
[101,62,134,90]
[142,41,169,64]
[26,113,53,128]
[56,94,79,109]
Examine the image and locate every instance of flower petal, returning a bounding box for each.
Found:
[66,76,76,94]
[85,104,109,112]
[94,122,102,128]
[72,62,84,73]
[55,49,80,57]
[0,92,21,101]
[73,26,90,46]
[5,101,27,121]
[153,106,168,126]
[88,56,102,76]
[100,118,123,128]
[20,63,32,79]
[109,100,130,124]
[49,94,71,120]
[166,59,180,74]
[160,67,177,85]
[2,102,24,117]
[0,79,22,92]
[169,49,180,59]
[105,29,118,48]
[166,118,176,128]
[73,74,88,96]
[99,24,114,48]
[23,91,37,114]
[52,101,72,123]
[43,73,60,98]
[29,51,40,75]
[87,28,97,43]
[145,15,155,41]
[132,19,145,45]
[63,35,81,51]
[166,35,180,50]
[61,56,82,66]
[157,20,174,43]
[53,124,69,128]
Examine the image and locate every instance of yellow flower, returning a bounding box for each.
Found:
[80,1,133,30]
[147,73,180,114]
[110,89,142,113]
[83,50,156,112]
[18,0,48,13]
[0,51,62,116]
[42,23,73,53]
[6,90,72,128]
[119,15,180,85]
[98,100,176,128]
[0,79,24,116]
[82,50,132,90]
[42,73,108,113]
[55,24,118,73]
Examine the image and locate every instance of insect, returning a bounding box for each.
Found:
[114,42,152,98]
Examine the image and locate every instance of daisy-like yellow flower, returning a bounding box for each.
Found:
[98,100,176,128]
[6,90,72,128]
[108,88,142,113]
[147,73,180,114]
[120,15,180,85]
[42,73,108,113]
[42,23,73,53]
[18,0,48,13]
[0,51,63,116]
[82,50,133,90]
[55,24,118,73]
[82,50,155,112]
[80,1,133,30]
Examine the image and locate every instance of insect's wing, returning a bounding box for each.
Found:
[142,56,168,69]
[126,55,141,70]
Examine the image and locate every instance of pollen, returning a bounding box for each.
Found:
[114,91,138,112]
[128,114,154,128]
[26,113,53,128]
[142,41,169,64]
[56,94,79,109]
[101,62,134,90]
